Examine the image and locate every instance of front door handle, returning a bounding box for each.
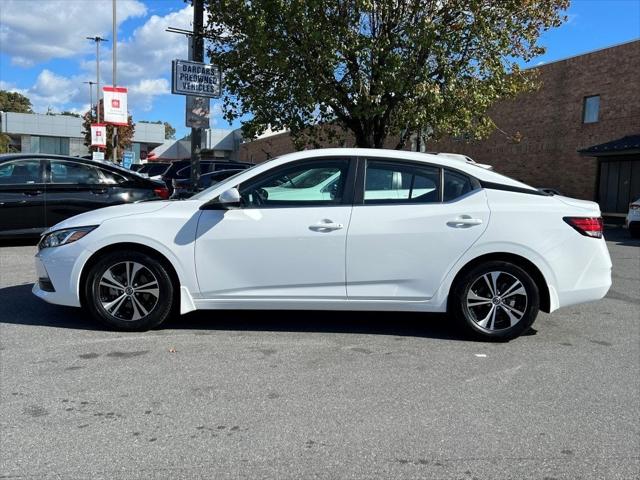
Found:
[309,219,344,232]
[447,216,483,228]
[91,188,108,194]
[23,190,43,196]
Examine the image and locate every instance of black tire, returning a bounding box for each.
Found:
[450,261,540,341]
[629,223,640,238]
[84,250,175,331]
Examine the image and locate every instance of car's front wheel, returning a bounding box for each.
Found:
[84,251,175,331]
[451,261,540,341]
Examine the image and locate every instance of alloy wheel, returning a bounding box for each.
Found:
[465,271,528,331]
[98,261,160,321]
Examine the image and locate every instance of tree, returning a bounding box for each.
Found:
[0,90,33,113]
[0,133,16,153]
[204,0,568,148]
[139,120,176,139]
[81,99,135,161]
[163,121,176,140]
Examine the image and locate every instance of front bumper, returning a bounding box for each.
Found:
[32,242,93,308]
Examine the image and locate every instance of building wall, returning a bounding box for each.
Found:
[429,40,640,200]
[238,40,640,201]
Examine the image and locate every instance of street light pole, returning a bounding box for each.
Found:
[83,81,96,120]
[190,0,204,192]
[86,36,108,123]
[112,0,118,164]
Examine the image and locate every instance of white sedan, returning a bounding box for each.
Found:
[33,149,612,341]
[626,197,640,238]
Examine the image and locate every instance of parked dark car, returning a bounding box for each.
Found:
[170,169,244,199]
[135,162,170,177]
[160,160,253,192]
[0,154,170,239]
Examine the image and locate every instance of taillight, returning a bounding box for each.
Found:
[154,187,170,199]
[563,217,603,238]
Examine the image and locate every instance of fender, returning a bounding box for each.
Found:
[430,241,560,313]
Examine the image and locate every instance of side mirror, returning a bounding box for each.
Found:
[199,187,241,210]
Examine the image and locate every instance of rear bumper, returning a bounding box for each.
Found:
[554,238,612,310]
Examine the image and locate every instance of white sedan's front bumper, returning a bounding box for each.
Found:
[32,241,94,308]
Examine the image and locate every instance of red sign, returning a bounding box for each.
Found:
[103,86,128,125]
[90,123,107,147]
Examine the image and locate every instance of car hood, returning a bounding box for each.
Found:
[45,201,173,233]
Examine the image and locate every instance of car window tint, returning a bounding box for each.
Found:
[239,159,349,207]
[364,160,440,204]
[49,161,102,184]
[148,164,168,176]
[443,169,476,201]
[0,159,42,185]
[98,168,127,185]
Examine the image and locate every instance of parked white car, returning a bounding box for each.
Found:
[33,149,612,341]
[626,198,640,238]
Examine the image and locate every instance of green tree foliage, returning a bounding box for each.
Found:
[0,133,16,153]
[81,100,135,161]
[139,120,176,139]
[0,90,33,113]
[204,0,568,148]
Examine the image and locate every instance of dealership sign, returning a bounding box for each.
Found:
[172,59,221,98]
[103,86,128,125]
[90,123,107,147]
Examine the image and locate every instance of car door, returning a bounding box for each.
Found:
[346,158,490,300]
[194,157,355,298]
[0,158,47,236]
[44,159,113,227]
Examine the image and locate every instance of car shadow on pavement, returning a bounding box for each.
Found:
[0,238,39,247]
[604,227,640,246]
[0,284,538,341]
[0,283,104,331]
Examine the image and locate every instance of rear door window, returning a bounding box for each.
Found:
[0,159,43,185]
[49,160,102,185]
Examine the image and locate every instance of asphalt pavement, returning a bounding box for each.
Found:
[0,229,638,479]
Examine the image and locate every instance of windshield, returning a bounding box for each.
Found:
[279,168,338,188]
[190,160,269,200]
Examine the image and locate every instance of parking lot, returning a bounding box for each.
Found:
[0,229,638,480]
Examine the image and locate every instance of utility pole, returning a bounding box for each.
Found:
[190,0,204,192]
[86,36,108,123]
[112,0,118,164]
[83,81,96,119]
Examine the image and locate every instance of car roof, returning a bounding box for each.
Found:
[272,148,535,190]
[0,153,157,181]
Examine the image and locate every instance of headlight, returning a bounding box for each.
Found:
[38,226,97,250]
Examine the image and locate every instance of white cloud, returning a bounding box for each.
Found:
[0,0,147,67]
[127,78,170,111]
[1,3,220,121]
[78,5,195,114]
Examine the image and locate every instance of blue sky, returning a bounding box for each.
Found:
[1,0,639,140]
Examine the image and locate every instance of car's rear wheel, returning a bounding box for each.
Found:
[629,223,640,238]
[84,251,174,331]
[451,261,540,341]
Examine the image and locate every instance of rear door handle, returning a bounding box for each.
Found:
[91,188,108,194]
[447,216,483,228]
[309,219,344,232]
[23,190,43,196]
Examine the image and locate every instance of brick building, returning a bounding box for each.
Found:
[239,40,640,214]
